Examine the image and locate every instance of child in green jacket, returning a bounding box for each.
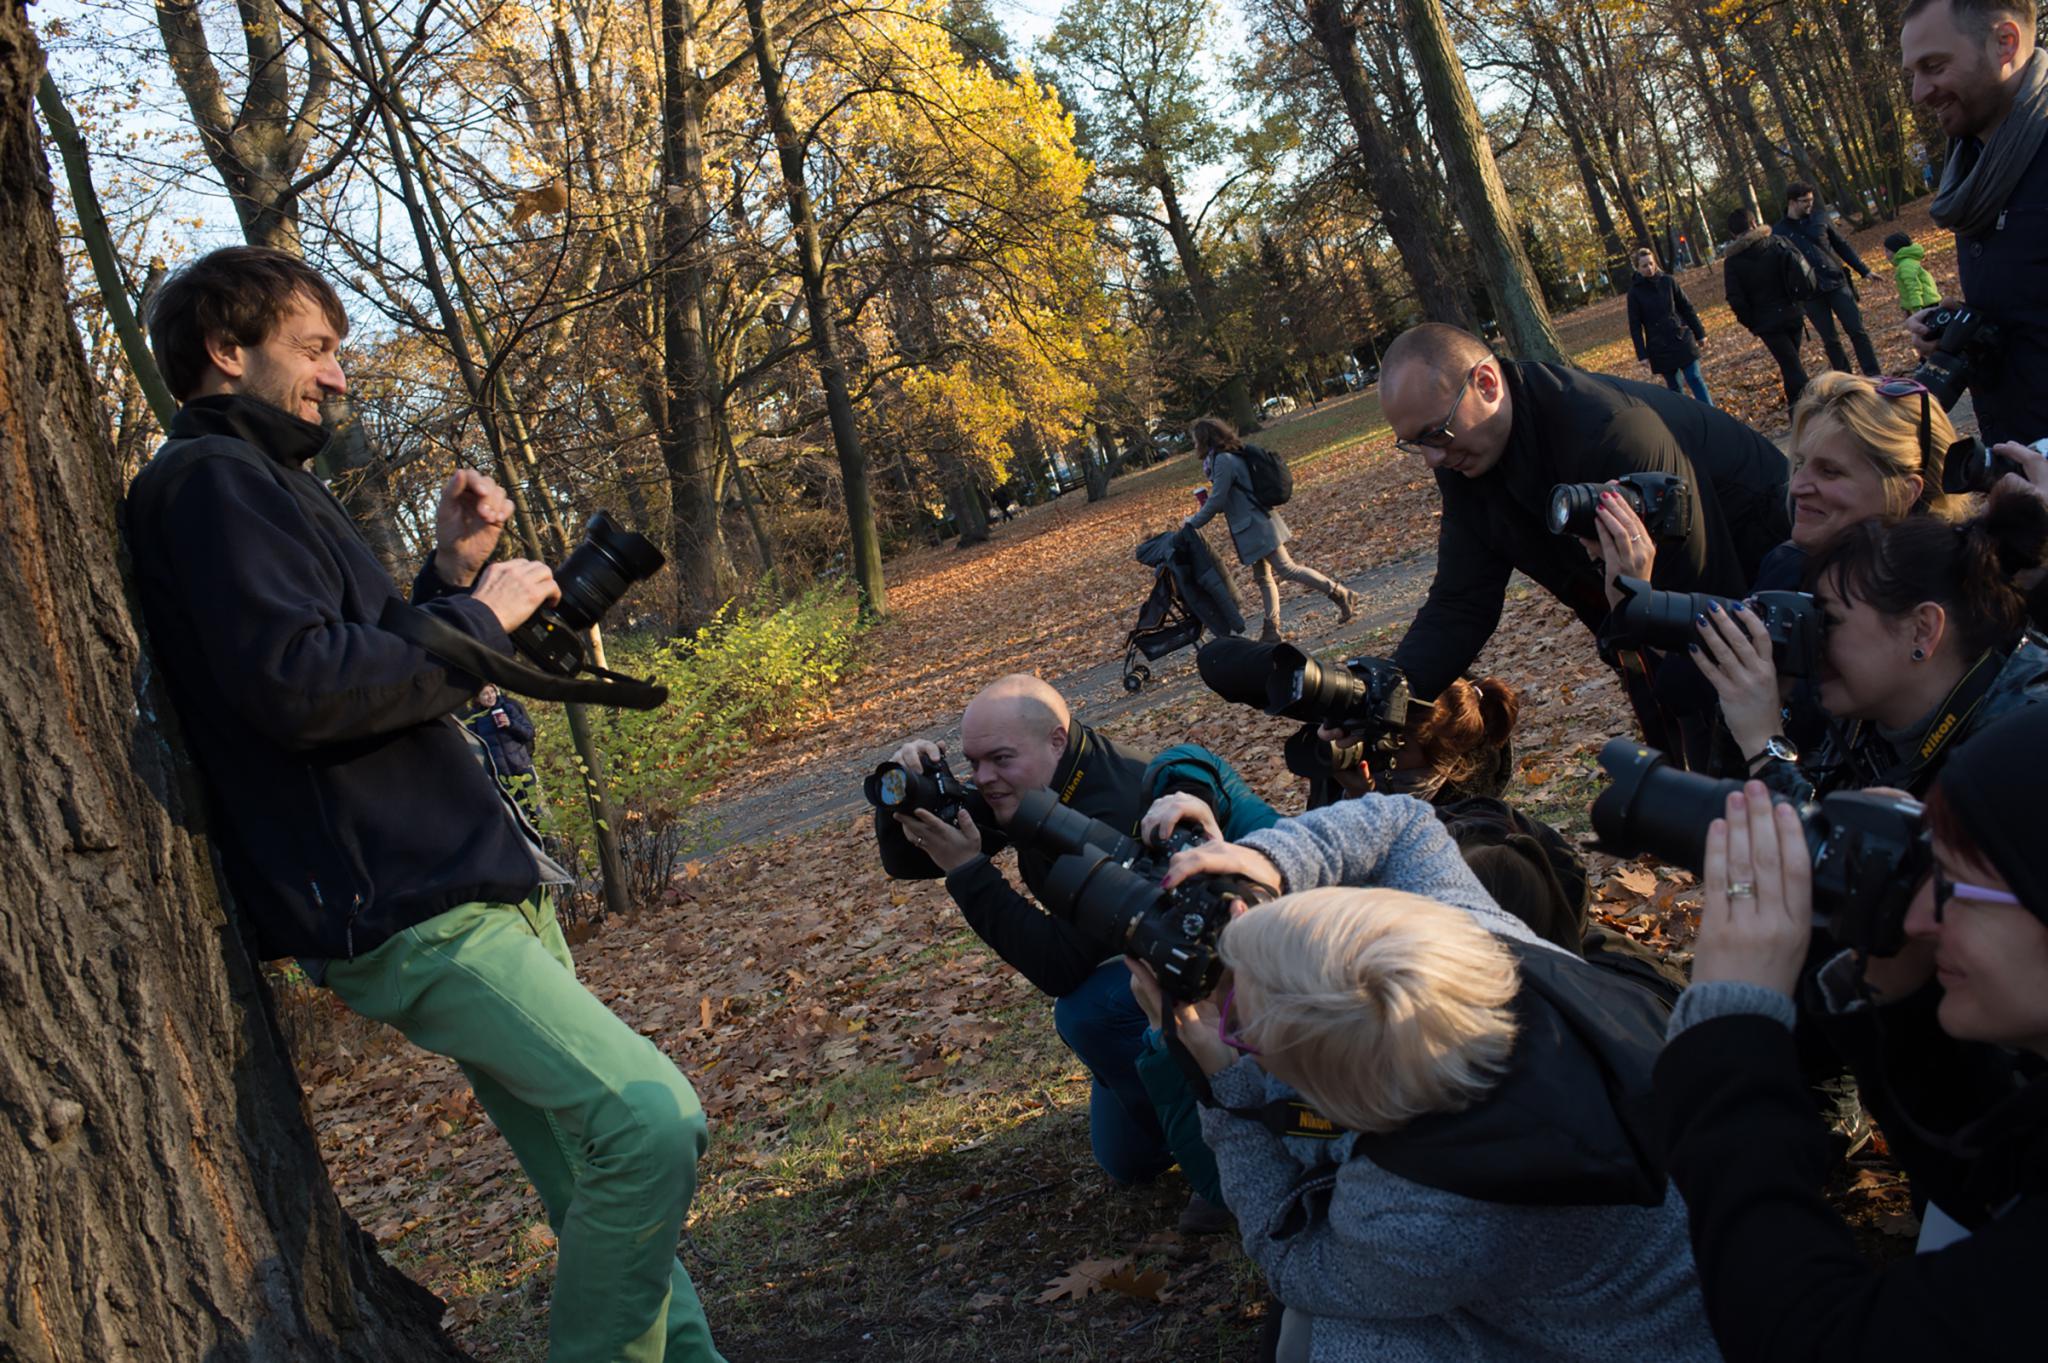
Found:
[1884,232,1941,312]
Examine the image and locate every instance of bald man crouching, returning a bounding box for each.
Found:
[876,676,1275,1233]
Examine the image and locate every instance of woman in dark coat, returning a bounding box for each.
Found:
[1182,416,1359,642]
[1627,247,1713,406]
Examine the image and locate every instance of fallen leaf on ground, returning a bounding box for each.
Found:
[1037,1256,1132,1304]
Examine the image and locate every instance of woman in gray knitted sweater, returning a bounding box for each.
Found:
[1135,795,1719,1363]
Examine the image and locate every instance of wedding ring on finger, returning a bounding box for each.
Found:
[1727,881,1757,899]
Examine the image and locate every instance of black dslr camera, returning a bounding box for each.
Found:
[1943,437,2048,495]
[1007,788,1275,1000]
[1590,739,1931,956]
[1605,576,1826,678]
[863,752,981,825]
[1547,472,1694,542]
[511,512,666,676]
[1909,306,2001,411]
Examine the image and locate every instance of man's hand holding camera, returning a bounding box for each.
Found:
[886,739,982,872]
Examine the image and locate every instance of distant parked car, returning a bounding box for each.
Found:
[1150,425,1194,460]
[1261,394,1298,418]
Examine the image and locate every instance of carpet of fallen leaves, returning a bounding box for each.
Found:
[288,207,1938,1361]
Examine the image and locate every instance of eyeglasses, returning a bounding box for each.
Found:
[1217,984,1260,1056]
[1932,869,2023,922]
[1395,363,1481,456]
[1873,375,1933,475]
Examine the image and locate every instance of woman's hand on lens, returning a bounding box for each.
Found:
[1691,783,1812,998]
[1594,491,1656,608]
[1163,841,1283,894]
[1141,793,1223,849]
[1693,602,1783,760]
[1994,441,2048,507]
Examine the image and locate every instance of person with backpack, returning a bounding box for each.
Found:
[1627,246,1714,406]
[1184,416,1360,642]
[1724,207,1821,412]
[1774,184,1882,377]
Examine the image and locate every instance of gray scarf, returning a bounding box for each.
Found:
[1932,48,2048,238]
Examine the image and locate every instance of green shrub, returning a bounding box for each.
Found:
[528,587,861,897]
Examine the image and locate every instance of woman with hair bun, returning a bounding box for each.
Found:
[1698,489,2048,803]
[1183,416,1360,642]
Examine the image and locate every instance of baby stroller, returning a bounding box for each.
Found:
[1121,526,1246,691]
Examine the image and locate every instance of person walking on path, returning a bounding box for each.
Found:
[1724,207,1820,412]
[1774,183,1883,376]
[1183,416,1360,642]
[1626,246,1715,406]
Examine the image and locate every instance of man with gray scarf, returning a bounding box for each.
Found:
[1901,0,2048,447]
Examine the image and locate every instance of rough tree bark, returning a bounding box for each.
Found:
[744,0,888,616]
[660,0,732,628]
[1396,0,1563,360]
[1301,0,1476,325]
[0,7,465,1356]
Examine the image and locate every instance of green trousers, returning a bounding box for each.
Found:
[325,896,723,1363]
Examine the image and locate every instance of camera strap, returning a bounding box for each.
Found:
[1855,648,2005,792]
[378,598,669,709]
[1159,1008,1349,1141]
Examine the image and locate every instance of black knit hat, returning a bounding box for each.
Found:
[1935,706,2048,925]
[1883,232,1914,253]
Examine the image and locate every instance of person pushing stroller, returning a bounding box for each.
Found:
[1182,417,1359,641]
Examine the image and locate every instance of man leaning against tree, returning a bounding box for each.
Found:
[122,246,724,1363]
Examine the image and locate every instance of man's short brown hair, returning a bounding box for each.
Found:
[146,246,349,401]
[1901,0,2038,36]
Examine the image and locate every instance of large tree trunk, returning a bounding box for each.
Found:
[744,0,887,616]
[1152,165,1258,431]
[1396,0,1563,361]
[1301,0,1474,326]
[660,0,731,630]
[0,7,465,1356]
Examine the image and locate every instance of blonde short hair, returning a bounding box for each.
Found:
[1789,372,1963,523]
[1219,887,1519,1133]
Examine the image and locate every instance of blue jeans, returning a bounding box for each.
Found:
[1053,961,1174,1184]
[1662,360,1714,406]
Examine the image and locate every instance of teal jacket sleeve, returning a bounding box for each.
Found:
[1146,743,1281,838]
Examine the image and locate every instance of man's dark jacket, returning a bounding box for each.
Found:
[1625,271,1705,374]
[124,395,538,960]
[1723,226,1817,336]
[877,726,1146,996]
[1773,210,1871,294]
[1391,362,1791,700]
[1952,130,2048,446]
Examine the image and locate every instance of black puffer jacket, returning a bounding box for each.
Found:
[1723,226,1817,335]
[124,396,538,961]
[1390,362,1791,700]
[1774,211,1871,294]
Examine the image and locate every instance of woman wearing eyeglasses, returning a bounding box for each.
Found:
[1655,707,2048,1361]
[1183,416,1361,642]
[1128,795,1719,1363]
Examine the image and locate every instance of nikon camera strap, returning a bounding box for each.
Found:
[379,598,669,710]
[1159,1009,1348,1141]
[1854,647,2005,793]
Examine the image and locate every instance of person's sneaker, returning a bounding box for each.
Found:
[1177,1191,1234,1236]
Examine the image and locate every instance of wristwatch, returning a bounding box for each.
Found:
[1747,735,1799,772]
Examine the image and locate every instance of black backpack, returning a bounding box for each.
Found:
[1236,443,1293,509]
[1779,238,1820,302]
